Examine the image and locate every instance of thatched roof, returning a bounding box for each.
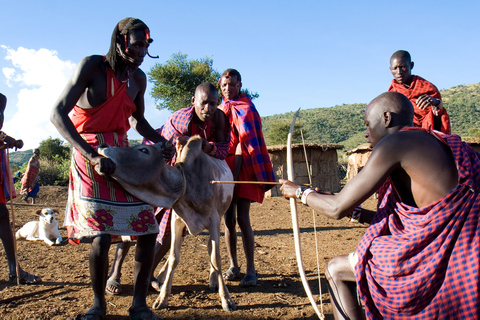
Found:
[344,143,372,156]
[267,143,343,152]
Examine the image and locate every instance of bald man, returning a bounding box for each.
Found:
[281,91,480,319]
[388,50,451,133]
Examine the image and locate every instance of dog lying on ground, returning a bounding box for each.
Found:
[16,208,62,246]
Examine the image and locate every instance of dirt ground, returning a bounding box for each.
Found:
[0,186,376,320]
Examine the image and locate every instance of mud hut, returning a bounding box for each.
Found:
[266,143,343,197]
[344,144,372,182]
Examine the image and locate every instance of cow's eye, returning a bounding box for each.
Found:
[138,148,149,154]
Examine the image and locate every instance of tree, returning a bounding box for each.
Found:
[149,52,220,112]
[38,137,70,160]
[148,52,259,113]
[263,119,307,145]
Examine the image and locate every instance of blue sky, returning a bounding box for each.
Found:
[1,0,479,149]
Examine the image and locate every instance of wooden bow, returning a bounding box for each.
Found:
[287,109,324,319]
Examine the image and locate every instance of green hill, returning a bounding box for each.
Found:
[262,82,480,153]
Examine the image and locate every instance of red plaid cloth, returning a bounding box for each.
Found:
[389,75,450,134]
[0,149,15,203]
[220,94,275,203]
[143,106,230,242]
[356,128,480,319]
[147,106,230,163]
[20,155,40,194]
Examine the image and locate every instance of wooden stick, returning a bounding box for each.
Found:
[211,180,281,185]
[211,180,311,186]
[6,149,19,285]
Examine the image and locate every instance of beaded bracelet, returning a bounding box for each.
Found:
[350,205,362,223]
[208,142,217,156]
[301,188,316,205]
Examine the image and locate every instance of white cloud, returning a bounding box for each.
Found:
[1,46,76,149]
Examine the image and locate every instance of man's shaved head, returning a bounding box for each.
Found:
[390,50,412,64]
[368,91,414,127]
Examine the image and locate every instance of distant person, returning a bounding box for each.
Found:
[106,82,230,295]
[50,18,171,320]
[219,69,275,287]
[388,50,450,133]
[20,148,40,204]
[0,93,42,284]
[280,91,480,319]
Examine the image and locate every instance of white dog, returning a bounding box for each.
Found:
[16,208,62,246]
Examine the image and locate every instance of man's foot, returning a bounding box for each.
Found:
[128,307,163,320]
[239,272,258,287]
[9,270,42,285]
[73,307,106,320]
[222,267,241,281]
[105,278,122,295]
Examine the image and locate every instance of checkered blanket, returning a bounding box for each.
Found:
[356,128,480,319]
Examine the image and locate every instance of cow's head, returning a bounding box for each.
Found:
[97,143,184,208]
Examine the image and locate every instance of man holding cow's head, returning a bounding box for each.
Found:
[51,17,171,320]
[106,82,231,294]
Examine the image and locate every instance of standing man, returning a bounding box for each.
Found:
[281,91,480,319]
[20,148,40,204]
[106,82,230,295]
[51,18,169,320]
[219,69,275,287]
[388,50,450,133]
[0,93,42,285]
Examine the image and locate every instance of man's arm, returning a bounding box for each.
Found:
[281,137,400,220]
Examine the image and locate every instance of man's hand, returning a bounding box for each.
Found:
[92,156,116,176]
[15,139,24,150]
[3,136,23,150]
[279,179,300,198]
[201,138,213,154]
[417,94,443,115]
[163,138,175,161]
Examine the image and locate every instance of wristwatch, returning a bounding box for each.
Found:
[295,186,309,200]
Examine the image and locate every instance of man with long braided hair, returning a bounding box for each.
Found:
[51,18,170,320]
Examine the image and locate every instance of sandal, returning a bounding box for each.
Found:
[9,270,42,285]
[105,278,122,295]
[222,267,241,281]
[239,272,258,287]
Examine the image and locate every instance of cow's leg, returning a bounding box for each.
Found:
[208,213,237,312]
[153,212,185,310]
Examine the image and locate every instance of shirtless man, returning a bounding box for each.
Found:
[51,18,170,320]
[388,50,450,133]
[281,91,480,319]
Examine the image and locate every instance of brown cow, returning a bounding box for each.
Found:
[97,136,236,311]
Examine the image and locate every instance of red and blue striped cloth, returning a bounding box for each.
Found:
[356,128,480,319]
[220,94,275,203]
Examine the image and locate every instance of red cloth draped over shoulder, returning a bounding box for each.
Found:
[220,94,275,203]
[388,75,450,134]
[355,127,480,319]
[69,67,135,134]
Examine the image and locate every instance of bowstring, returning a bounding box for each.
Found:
[301,129,324,316]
